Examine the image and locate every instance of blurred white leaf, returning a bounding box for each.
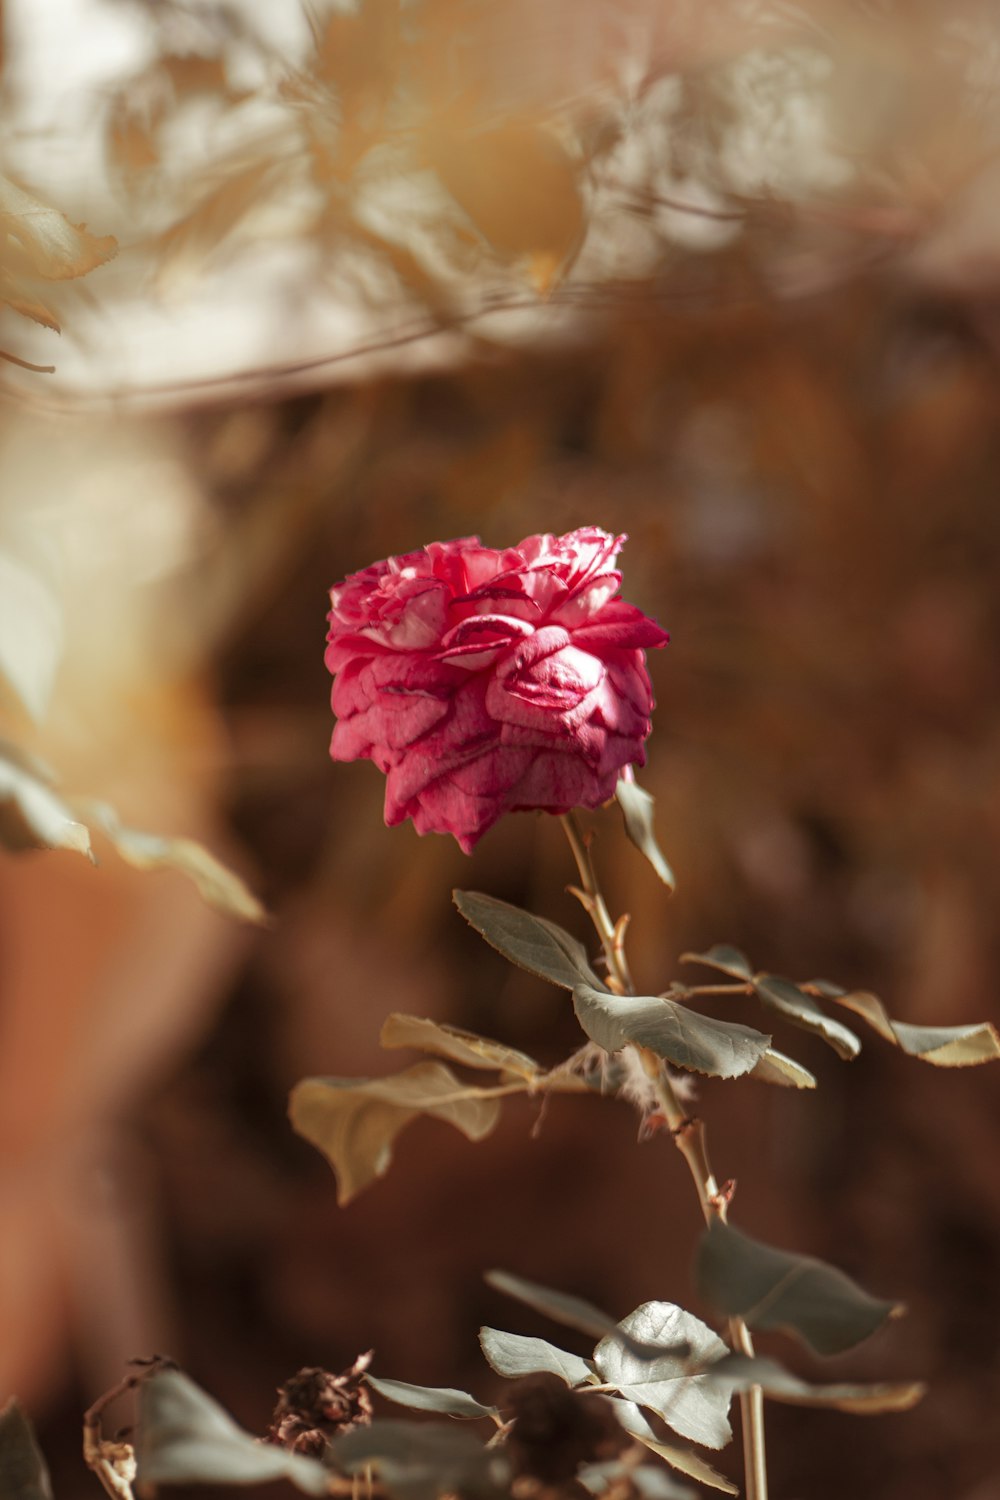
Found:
[0,549,63,722]
[76,799,267,925]
[0,740,93,859]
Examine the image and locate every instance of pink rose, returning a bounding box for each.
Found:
[325,528,668,852]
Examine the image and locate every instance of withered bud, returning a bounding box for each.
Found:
[505,1375,621,1486]
[264,1353,374,1457]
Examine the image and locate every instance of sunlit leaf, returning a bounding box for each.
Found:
[573,984,771,1079]
[454,891,605,991]
[0,550,62,722]
[813,982,1000,1067]
[485,1271,685,1361]
[380,1013,541,1080]
[330,1420,510,1500]
[679,946,753,981]
[366,1377,497,1421]
[135,1370,328,1493]
[0,1401,53,1500]
[604,1400,737,1494]
[478,1328,593,1386]
[594,1303,731,1450]
[696,1220,903,1356]
[291,1063,502,1205]
[615,777,675,890]
[705,1354,925,1414]
[749,1048,817,1089]
[753,975,861,1060]
[0,740,92,860]
[76,799,267,924]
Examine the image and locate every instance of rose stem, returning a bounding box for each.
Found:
[559,812,769,1500]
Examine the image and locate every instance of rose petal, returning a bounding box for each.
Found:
[325,528,667,849]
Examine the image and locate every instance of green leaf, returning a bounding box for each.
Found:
[594,1303,731,1450]
[0,1401,53,1500]
[580,1459,694,1500]
[696,1220,902,1356]
[573,984,771,1079]
[478,1328,593,1386]
[679,946,753,981]
[380,1014,541,1081]
[604,1400,737,1494]
[291,1063,502,1204]
[453,891,606,991]
[366,1377,497,1421]
[0,550,62,723]
[0,739,93,859]
[705,1354,925,1414]
[77,799,267,925]
[752,975,861,1060]
[749,1049,817,1089]
[135,1370,328,1493]
[813,982,1000,1067]
[330,1420,510,1500]
[615,778,675,890]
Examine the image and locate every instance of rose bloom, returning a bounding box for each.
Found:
[325,528,668,852]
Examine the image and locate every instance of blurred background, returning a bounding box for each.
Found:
[1,1,1000,1497]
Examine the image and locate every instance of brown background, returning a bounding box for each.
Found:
[2,4,1000,1499]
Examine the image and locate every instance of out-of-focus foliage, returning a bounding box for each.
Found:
[2,5,1000,1500]
[7,0,1000,395]
[0,174,115,368]
[0,1402,52,1500]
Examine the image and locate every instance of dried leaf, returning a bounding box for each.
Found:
[380,1012,541,1080]
[290,1063,502,1204]
[813,982,1000,1067]
[749,1048,817,1089]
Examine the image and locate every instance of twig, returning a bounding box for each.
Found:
[83,1358,175,1500]
[558,815,769,1500]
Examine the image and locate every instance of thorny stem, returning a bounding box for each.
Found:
[559,813,769,1500]
[83,1358,175,1500]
